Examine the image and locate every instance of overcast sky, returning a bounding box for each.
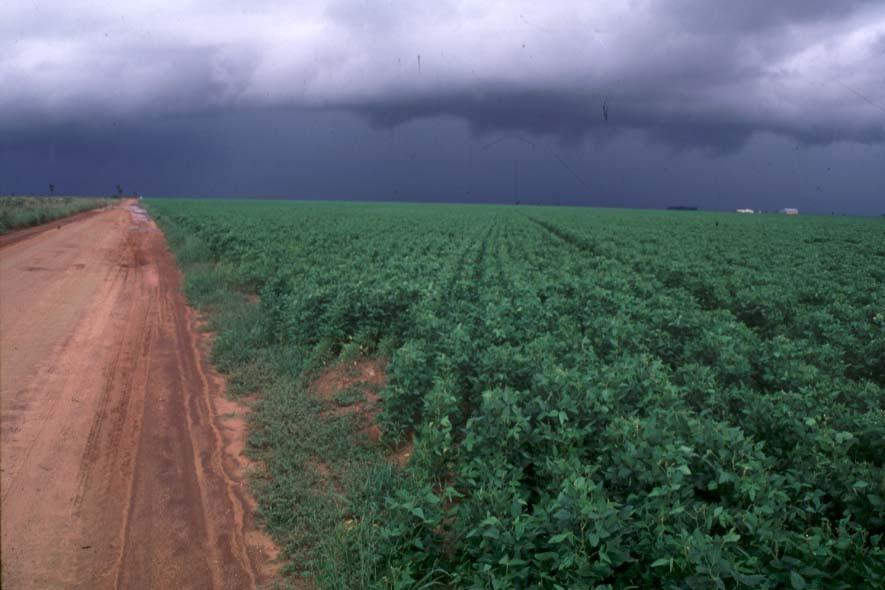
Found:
[2,1,884,213]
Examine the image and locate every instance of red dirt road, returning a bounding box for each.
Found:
[1,202,277,588]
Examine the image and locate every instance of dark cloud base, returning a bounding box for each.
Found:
[348,89,885,153]
[1,108,882,214]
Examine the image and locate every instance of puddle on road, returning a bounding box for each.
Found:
[128,204,155,232]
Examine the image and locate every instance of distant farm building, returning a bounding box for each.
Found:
[736,208,754,214]
[782,208,799,215]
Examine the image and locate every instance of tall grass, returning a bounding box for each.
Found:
[0,196,111,234]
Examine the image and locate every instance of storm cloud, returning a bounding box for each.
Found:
[3,1,884,149]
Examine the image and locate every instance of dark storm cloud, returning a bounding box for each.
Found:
[341,0,885,150]
[350,88,885,153]
[5,107,883,214]
[2,1,883,150]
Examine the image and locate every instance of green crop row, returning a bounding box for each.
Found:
[148,199,884,589]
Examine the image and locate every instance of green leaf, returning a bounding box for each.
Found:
[835,431,854,444]
[789,571,806,590]
[722,530,741,544]
[651,558,670,568]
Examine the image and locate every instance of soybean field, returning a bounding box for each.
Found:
[148,199,884,590]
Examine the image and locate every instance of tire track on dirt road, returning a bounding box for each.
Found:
[1,202,278,588]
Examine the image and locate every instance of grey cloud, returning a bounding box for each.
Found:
[666,0,879,31]
[1,1,883,151]
[350,87,884,153]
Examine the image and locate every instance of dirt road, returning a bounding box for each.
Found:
[1,202,276,589]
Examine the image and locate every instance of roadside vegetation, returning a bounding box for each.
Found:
[149,199,884,589]
[0,196,111,234]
